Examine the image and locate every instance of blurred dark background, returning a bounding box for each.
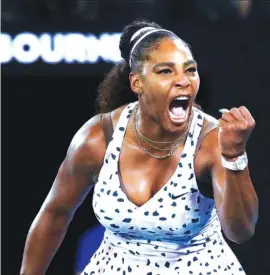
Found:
[2,1,270,275]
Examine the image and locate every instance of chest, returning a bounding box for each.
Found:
[92,137,215,240]
[118,139,210,207]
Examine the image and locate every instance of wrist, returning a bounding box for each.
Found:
[221,151,248,171]
[222,155,238,162]
[221,150,246,161]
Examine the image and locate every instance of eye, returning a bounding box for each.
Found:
[158,69,172,74]
[186,67,197,73]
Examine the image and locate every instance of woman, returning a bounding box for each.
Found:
[20,19,258,275]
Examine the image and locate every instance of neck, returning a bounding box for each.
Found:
[134,104,192,145]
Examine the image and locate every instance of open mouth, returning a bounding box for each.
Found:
[168,96,190,123]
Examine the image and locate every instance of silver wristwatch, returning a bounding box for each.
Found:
[221,152,248,171]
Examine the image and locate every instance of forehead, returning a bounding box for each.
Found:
[147,38,193,64]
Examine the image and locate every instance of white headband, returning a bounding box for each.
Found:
[130,27,157,43]
[129,28,175,67]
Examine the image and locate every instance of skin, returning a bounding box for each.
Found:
[130,38,198,139]
[20,37,258,275]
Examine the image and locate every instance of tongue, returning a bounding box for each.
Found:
[171,106,185,117]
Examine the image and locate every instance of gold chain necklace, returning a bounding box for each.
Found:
[133,105,190,159]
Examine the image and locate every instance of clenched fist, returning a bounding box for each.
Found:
[218,106,256,159]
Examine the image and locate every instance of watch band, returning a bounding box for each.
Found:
[221,152,248,171]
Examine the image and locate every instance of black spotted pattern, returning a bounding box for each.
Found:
[84,103,246,275]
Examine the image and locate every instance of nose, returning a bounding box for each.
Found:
[174,75,191,88]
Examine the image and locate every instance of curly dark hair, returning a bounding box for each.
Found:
[95,19,191,113]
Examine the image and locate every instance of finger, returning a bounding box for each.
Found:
[220,111,235,123]
[229,107,245,121]
[238,106,256,126]
[219,108,235,122]
[219,108,229,114]
[238,106,253,120]
[218,118,247,132]
[217,118,227,128]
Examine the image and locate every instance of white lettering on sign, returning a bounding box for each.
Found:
[0,32,122,64]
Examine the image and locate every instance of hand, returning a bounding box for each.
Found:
[218,106,255,159]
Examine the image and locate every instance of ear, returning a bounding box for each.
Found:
[129,72,143,96]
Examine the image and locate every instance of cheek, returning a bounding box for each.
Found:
[144,78,170,97]
[159,79,172,89]
[150,77,173,94]
[192,76,200,93]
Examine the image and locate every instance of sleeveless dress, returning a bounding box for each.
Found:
[82,102,245,275]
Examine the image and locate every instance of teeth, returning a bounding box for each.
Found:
[175,96,188,100]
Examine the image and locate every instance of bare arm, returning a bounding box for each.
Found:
[210,130,258,243]
[20,114,106,275]
[206,107,258,244]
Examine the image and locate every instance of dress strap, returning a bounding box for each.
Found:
[183,108,205,158]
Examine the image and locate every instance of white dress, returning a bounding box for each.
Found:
[82,102,245,275]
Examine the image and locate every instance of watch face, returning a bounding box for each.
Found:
[237,157,248,170]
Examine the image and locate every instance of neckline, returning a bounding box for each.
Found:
[114,103,197,210]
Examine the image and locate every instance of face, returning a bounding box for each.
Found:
[130,37,200,133]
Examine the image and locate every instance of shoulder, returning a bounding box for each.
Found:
[198,111,220,160]
[111,103,129,129]
[195,110,219,153]
[194,108,219,146]
[201,111,219,132]
[66,104,129,172]
[194,111,220,176]
[65,114,106,171]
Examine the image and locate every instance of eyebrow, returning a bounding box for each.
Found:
[153,60,197,70]
[184,59,197,67]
